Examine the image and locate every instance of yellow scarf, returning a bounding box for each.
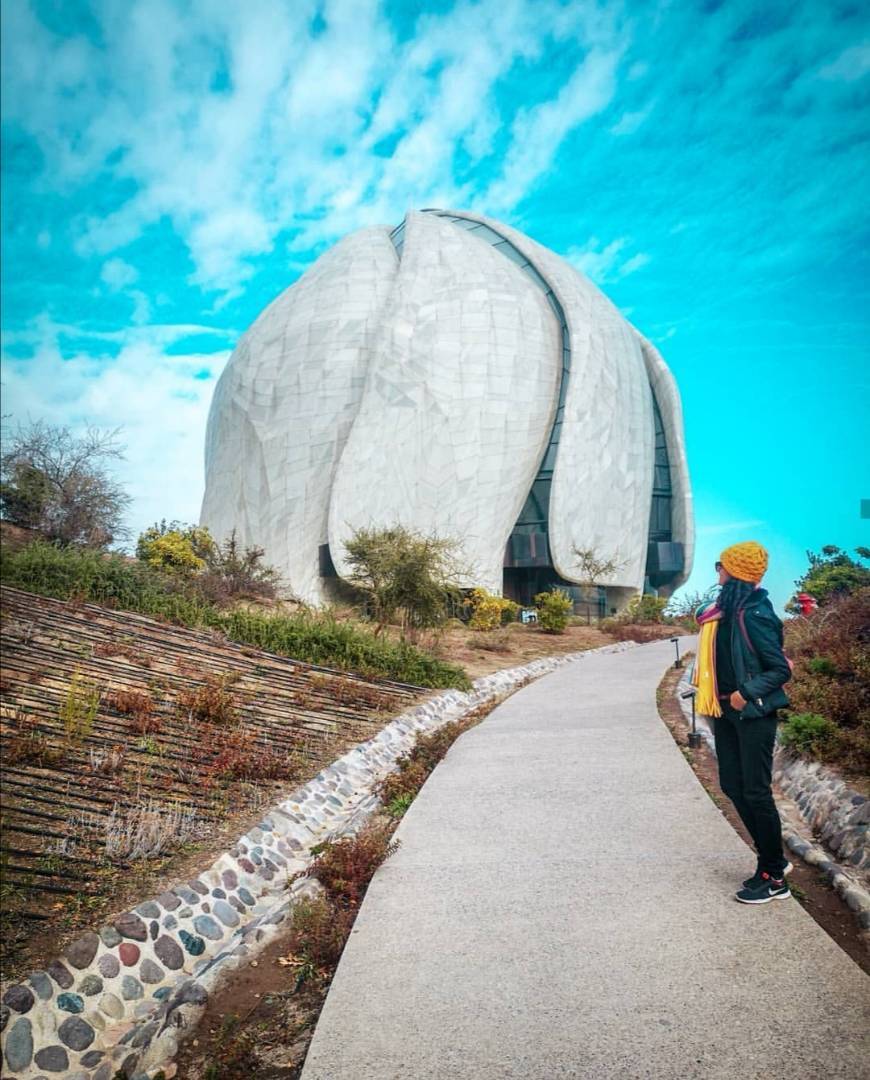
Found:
[692,616,722,717]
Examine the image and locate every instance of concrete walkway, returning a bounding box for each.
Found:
[301,640,869,1080]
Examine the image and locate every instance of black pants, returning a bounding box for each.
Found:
[713,704,785,875]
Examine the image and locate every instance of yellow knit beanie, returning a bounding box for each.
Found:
[720,541,768,583]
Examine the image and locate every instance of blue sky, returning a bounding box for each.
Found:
[2,0,868,612]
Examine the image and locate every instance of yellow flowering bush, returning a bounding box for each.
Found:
[136,520,215,575]
[466,588,520,630]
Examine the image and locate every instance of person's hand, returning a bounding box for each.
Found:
[730,690,747,711]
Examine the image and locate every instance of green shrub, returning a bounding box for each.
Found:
[778,713,839,758]
[0,540,470,690]
[806,656,838,676]
[622,594,668,624]
[534,589,573,633]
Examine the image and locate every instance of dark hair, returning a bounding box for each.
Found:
[718,578,755,616]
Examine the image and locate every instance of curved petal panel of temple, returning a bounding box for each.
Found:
[201,209,694,612]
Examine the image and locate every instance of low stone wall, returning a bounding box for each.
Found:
[1,641,637,1079]
[675,670,870,942]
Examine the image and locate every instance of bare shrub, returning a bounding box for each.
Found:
[177,673,238,726]
[103,799,204,860]
[105,687,160,734]
[466,631,511,653]
[88,744,127,775]
[288,818,400,908]
[287,893,355,969]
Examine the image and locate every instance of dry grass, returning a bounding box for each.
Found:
[103,798,205,861]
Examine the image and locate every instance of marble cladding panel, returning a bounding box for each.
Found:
[636,335,695,589]
[328,211,561,593]
[200,228,399,604]
[453,210,658,591]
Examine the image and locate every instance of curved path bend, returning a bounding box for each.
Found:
[301,639,869,1079]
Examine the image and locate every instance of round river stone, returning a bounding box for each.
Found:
[212,887,226,899]
[221,869,238,889]
[81,1050,105,1068]
[119,943,141,966]
[28,971,53,1001]
[154,935,184,970]
[193,915,222,940]
[140,959,164,984]
[98,992,123,1019]
[98,954,120,978]
[3,984,35,1014]
[34,1044,70,1072]
[135,901,161,919]
[237,887,255,906]
[162,914,178,930]
[157,890,181,910]
[4,1016,33,1070]
[115,912,147,941]
[65,932,100,969]
[56,992,84,1014]
[213,900,240,927]
[46,960,74,989]
[99,925,122,948]
[121,976,143,1000]
[58,1015,95,1051]
[78,974,103,996]
[179,930,205,956]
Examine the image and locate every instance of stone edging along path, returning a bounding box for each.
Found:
[675,669,870,945]
[1,640,639,1080]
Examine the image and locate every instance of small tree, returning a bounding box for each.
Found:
[136,520,216,575]
[343,525,466,637]
[789,545,870,609]
[0,420,131,546]
[571,546,625,623]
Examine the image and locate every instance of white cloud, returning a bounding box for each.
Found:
[1,316,229,543]
[3,0,631,293]
[484,47,624,212]
[816,43,870,82]
[610,103,653,135]
[101,258,139,289]
[565,236,651,284]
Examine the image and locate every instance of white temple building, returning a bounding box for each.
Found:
[201,209,693,614]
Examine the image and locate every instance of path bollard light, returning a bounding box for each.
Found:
[681,687,703,749]
[671,636,682,669]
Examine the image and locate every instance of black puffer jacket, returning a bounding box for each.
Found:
[727,587,792,718]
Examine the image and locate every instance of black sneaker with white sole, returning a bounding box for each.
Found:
[742,860,793,890]
[735,872,791,904]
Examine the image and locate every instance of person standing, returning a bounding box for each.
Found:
[695,541,794,904]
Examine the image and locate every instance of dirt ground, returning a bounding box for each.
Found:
[657,663,869,976]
